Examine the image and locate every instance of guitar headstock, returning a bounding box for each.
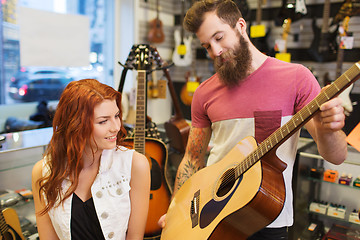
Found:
[282,18,292,41]
[123,44,152,71]
[123,44,165,72]
[339,16,350,37]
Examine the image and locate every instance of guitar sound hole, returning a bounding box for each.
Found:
[216,168,236,197]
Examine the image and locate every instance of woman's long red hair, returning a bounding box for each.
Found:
[38,79,127,214]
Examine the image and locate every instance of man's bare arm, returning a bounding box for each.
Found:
[173,127,212,195]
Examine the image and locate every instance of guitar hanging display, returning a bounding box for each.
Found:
[274,18,292,62]
[160,61,360,240]
[0,207,25,240]
[172,0,193,67]
[121,44,171,239]
[250,0,271,55]
[308,0,339,62]
[331,0,360,26]
[275,0,307,26]
[324,16,354,115]
[148,0,165,44]
[180,69,201,106]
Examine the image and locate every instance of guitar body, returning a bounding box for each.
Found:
[308,19,338,62]
[164,117,190,153]
[180,71,201,106]
[172,29,193,67]
[161,136,286,240]
[0,208,25,240]
[148,18,165,44]
[124,137,170,238]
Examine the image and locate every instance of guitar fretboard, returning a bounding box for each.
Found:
[234,61,360,179]
[134,70,147,155]
[321,0,331,33]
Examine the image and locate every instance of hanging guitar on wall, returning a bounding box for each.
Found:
[323,16,354,116]
[308,0,339,62]
[249,0,271,55]
[148,0,165,44]
[172,0,193,67]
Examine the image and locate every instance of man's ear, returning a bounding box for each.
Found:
[236,18,247,34]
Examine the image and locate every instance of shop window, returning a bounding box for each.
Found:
[0,0,115,106]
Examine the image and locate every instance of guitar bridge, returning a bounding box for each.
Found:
[190,190,200,228]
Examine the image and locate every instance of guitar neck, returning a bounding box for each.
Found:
[134,70,147,154]
[180,0,185,42]
[256,0,263,25]
[336,48,344,78]
[163,68,185,120]
[156,0,160,19]
[235,61,360,178]
[321,0,331,33]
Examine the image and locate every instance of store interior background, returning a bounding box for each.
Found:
[0,0,360,239]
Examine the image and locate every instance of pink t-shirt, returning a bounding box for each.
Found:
[191,57,320,227]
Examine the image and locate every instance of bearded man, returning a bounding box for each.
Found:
[159,1,347,239]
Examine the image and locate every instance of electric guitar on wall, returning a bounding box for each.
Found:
[160,61,360,240]
[308,0,338,62]
[180,69,201,106]
[147,0,165,44]
[324,16,353,115]
[172,0,193,67]
[123,44,170,239]
[0,208,25,240]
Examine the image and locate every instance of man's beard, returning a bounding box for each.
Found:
[214,33,252,87]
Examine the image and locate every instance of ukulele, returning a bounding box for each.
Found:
[161,61,360,240]
[147,0,165,44]
[123,44,170,239]
[0,208,25,240]
[172,0,193,67]
[308,0,338,62]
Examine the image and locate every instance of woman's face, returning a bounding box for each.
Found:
[90,99,121,151]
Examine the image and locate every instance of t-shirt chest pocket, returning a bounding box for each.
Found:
[254,110,282,144]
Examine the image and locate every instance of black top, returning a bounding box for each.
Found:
[71,193,105,240]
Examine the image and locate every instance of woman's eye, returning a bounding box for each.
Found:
[99,120,107,124]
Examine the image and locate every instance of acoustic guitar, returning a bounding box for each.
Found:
[0,208,25,240]
[123,44,170,239]
[308,0,338,62]
[160,61,360,240]
[147,0,165,44]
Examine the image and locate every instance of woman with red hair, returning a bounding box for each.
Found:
[32,79,150,240]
